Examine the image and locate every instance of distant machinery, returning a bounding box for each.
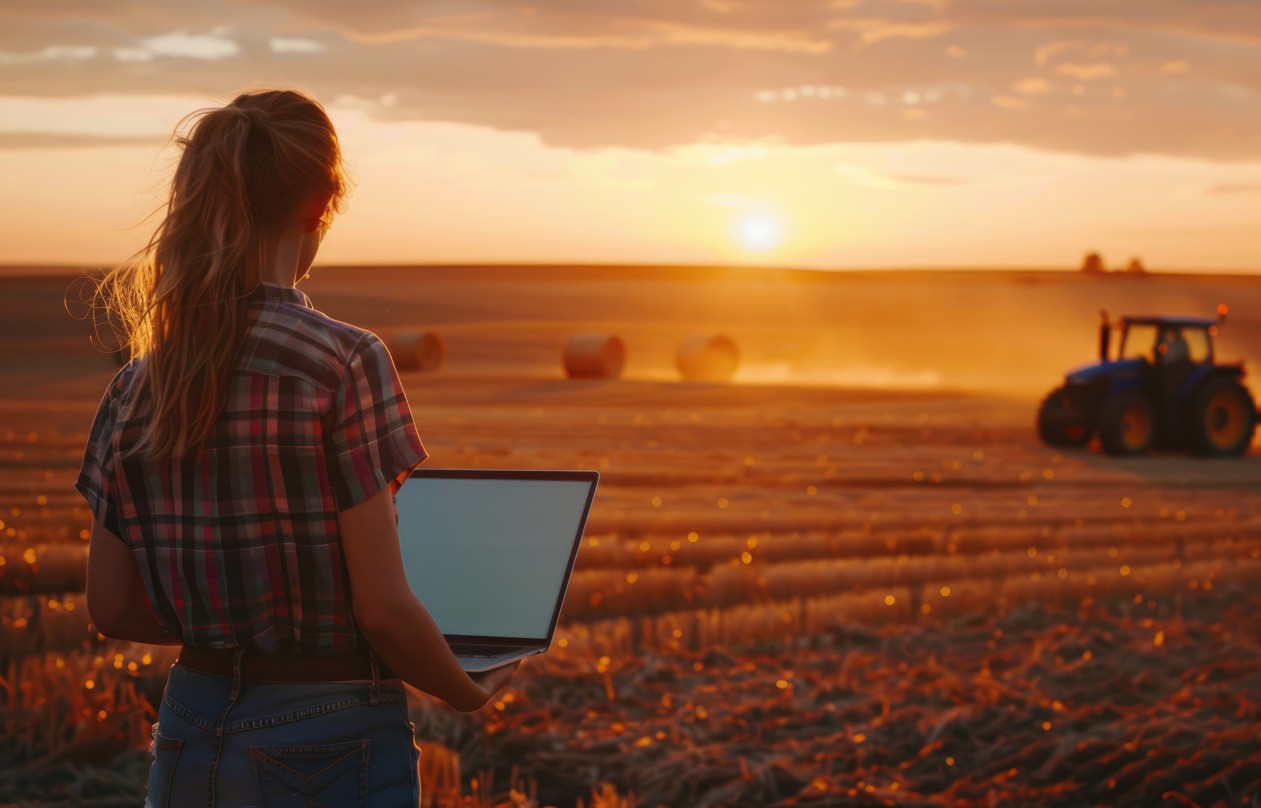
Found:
[1037,307,1256,456]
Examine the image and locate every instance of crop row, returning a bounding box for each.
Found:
[553,555,1261,658]
[11,557,1248,680]
[560,536,1260,621]
[575,515,1260,570]
[4,510,1257,597]
[0,542,88,595]
[4,538,1257,659]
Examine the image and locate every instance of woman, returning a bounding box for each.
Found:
[75,89,516,807]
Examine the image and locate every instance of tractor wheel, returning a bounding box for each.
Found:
[1036,386,1092,447]
[1097,394,1156,456]
[1187,377,1256,457]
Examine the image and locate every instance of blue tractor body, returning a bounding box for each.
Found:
[1037,312,1256,456]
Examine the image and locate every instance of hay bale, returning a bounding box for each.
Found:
[388,331,445,373]
[563,332,626,379]
[676,334,739,382]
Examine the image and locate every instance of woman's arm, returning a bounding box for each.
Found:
[339,487,513,712]
[86,521,182,645]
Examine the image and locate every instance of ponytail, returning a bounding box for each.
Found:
[92,90,347,460]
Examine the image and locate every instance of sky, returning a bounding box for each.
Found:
[0,0,1259,272]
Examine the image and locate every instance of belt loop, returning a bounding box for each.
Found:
[229,646,245,704]
[368,649,381,706]
[209,647,247,807]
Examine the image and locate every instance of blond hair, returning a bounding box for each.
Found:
[95,89,348,460]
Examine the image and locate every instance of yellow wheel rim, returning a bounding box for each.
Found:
[1205,389,1248,448]
[1120,405,1152,450]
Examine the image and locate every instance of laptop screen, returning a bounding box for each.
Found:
[393,473,595,640]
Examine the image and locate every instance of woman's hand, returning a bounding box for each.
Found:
[469,661,520,701]
[343,488,506,712]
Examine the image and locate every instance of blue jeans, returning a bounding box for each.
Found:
[148,658,420,807]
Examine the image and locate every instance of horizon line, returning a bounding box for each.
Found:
[1,261,1259,279]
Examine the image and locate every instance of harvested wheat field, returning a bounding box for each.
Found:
[1,265,1259,807]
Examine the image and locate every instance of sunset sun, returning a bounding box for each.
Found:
[737,214,781,252]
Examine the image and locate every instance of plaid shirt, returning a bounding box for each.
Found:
[74,283,427,654]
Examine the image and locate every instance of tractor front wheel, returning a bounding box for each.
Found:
[1187,377,1256,457]
[1098,394,1156,456]
[1036,386,1092,448]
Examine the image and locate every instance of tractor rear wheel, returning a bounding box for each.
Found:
[1036,386,1092,447]
[1098,394,1156,456]
[1187,377,1256,457]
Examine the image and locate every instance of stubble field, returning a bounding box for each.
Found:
[1,266,1259,807]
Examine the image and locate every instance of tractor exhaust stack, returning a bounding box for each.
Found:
[1098,309,1111,362]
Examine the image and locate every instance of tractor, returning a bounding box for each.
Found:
[1037,308,1257,456]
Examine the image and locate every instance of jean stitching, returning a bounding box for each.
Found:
[360,738,370,805]
[253,742,367,758]
[250,742,365,779]
[167,690,403,734]
[149,733,183,808]
[206,647,246,808]
[223,693,405,734]
[164,694,216,733]
[250,739,371,805]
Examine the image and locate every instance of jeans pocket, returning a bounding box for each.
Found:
[250,739,370,808]
[144,732,184,808]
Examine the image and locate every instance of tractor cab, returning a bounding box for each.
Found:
[1113,316,1217,399]
[1038,308,1255,456]
[1113,315,1215,365]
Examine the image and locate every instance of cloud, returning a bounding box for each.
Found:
[269,37,326,54]
[140,28,239,60]
[0,131,165,149]
[0,0,1258,160]
[827,18,951,44]
[274,1,840,52]
[945,0,1261,45]
[1205,181,1261,195]
[1012,77,1052,95]
[0,44,97,63]
[833,162,969,188]
[1054,62,1116,80]
[886,173,969,186]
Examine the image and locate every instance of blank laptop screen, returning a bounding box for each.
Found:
[393,477,592,640]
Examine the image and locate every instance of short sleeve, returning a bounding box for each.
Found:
[325,333,428,510]
[73,369,126,538]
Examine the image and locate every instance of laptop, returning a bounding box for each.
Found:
[393,468,599,672]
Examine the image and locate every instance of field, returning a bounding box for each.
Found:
[1,265,1259,807]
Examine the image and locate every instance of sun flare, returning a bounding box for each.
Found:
[737,214,781,252]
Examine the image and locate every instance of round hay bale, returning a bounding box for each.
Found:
[388,331,445,373]
[563,332,626,379]
[676,334,739,382]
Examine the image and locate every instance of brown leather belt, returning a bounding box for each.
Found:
[177,645,395,682]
